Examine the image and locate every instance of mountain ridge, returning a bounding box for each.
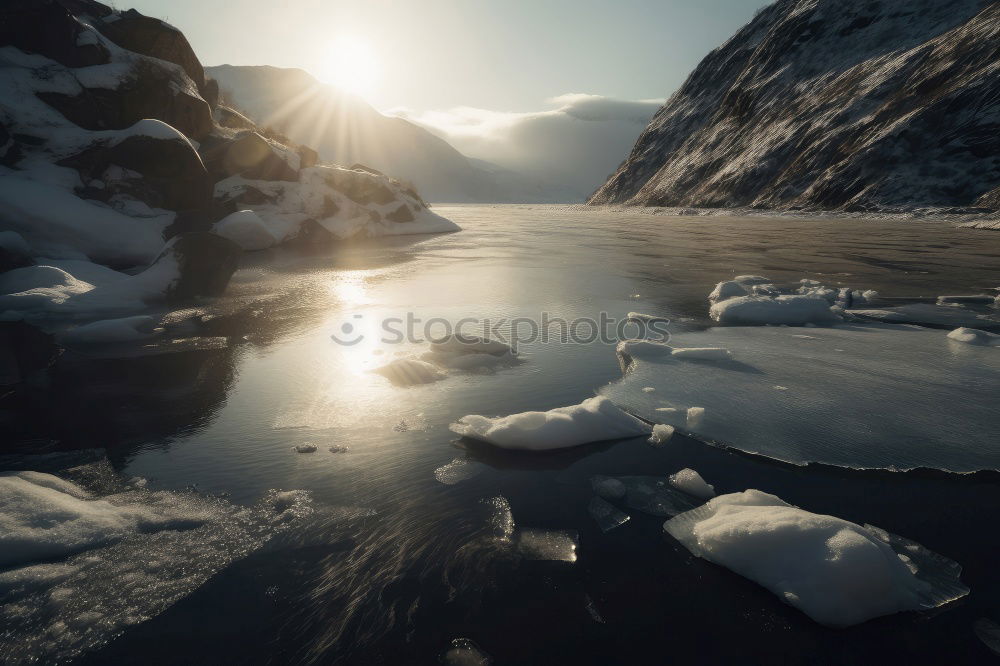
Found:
[590,0,1000,212]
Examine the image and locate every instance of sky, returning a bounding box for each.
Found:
[123,0,770,113]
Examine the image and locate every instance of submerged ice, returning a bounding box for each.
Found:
[664,490,969,627]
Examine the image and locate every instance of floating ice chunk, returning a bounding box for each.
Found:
[686,407,705,429]
[796,283,838,303]
[59,315,162,345]
[974,618,1000,656]
[593,477,626,500]
[449,396,651,451]
[671,347,733,361]
[667,468,715,499]
[212,210,278,251]
[648,424,675,446]
[441,638,493,666]
[710,295,839,326]
[434,459,487,485]
[516,529,578,562]
[294,444,317,453]
[373,358,446,386]
[588,497,631,532]
[641,386,656,392]
[937,295,995,305]
[709,280,748,302]
[664,490,969,627]
[947,327,1000,346]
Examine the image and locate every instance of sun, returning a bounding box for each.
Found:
[322,35,379,98]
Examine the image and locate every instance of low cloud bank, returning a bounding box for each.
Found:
[391,94,663,199]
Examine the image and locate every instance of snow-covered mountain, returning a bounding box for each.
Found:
[590,0,1000,212]
[207,65,572,203]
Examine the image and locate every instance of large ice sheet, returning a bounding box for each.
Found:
[604,324,1000,471]
[664,490,969,627]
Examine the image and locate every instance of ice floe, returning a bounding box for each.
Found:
[849,303,999,329]
[449,396,651,451]
[710,295,841,326]
[664,490,969,627]
[947,327,1000,346]
[607,325,1000,471]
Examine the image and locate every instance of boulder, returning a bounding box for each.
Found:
[385,204,414,223]
[0,322,61,387]
[201,77,220,110]
[155,233,241,302]
[322,168,397,205]
[200,132,299,182]
[298,145,319,169]
[164,200,238,239]
[289,218,336,245]
[0,0,110,68]
[96,9,206,91]
[37,60,213,139]
[214,105,256,131]
[57,130,213,210]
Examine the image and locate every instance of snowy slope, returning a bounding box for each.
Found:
[207,65,571,203]
[590,0,1000,211]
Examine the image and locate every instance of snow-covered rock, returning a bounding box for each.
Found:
[664,490,969,627]
[449,395,651,451]
[212,210,277,250]
[590,0,1000,213]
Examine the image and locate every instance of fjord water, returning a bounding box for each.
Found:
[21,206,1000,662]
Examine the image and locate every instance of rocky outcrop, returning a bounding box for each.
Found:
[0,0,455,323]
[590,0,1000,212]
[96,9,207,92]
[158,233,241,301]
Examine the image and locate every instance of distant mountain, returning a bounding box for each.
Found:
[590,0,1000,212]
[207,65,572,203]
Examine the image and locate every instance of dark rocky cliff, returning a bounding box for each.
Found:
[590,0,1000,212]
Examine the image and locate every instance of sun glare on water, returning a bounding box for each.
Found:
[322,35,379,98]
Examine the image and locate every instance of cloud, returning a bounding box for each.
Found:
[389,94,663,198]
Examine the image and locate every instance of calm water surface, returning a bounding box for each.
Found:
[10,205,1000,663]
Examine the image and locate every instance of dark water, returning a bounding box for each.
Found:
[6,205,1000,663]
